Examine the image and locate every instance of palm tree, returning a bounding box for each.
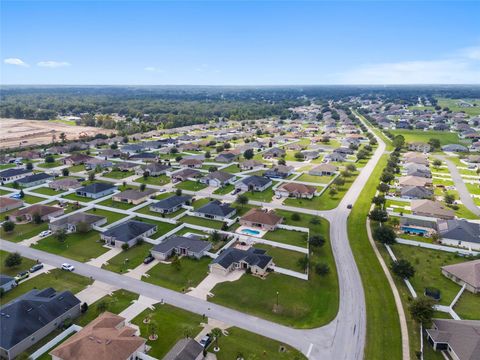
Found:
[148,320,158,340]
[211,327,222,352]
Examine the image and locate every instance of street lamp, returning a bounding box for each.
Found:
[276,291,279,308]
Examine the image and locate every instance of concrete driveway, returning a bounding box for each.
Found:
[187,270,244,300]
[75,280,119,305]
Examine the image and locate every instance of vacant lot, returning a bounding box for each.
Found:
[389,130,467,146]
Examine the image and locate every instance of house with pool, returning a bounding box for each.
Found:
[239,208,283,231]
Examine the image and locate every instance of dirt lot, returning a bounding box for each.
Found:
[0,119,114,150]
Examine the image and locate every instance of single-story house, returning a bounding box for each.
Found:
[400,185,433,199]
[425,319,480,359]
[63,154,94,166]
[264,165,294,179]
[239,208,283,231]
[0,168,33,183]
[408,142,431,152]
[209,247,274,276]
[0,288,81,360]
[263,147,285,159]
[179,158,203,168]
[75,182,117,199]
[135,163,170,176]
[214,152,237,163]
[49,179,81,191]
[200,171,236,187]
[437,219,480,251]
[239,160,264,171]
[441,144,469,153]
[162,338,204,360]
[0,197,23,213]
[192,200,236,221]
[101,220,157,248]
[84,158,113,171]
[113,161,140,172]
[171,168,202,182]
[301,150,320,161]
[398,176,433,187]
[151,235,212,260]
[309,163,338,176]
[411,199,455,220]
[235,175,272,192]
[99,149,123,158]
[0,275,16,293]
[275,182,316,199]
[49,212,107,233]
[150,195,192,214]
[16,173,54,188]
[50,312,147,360]
[324,152,346,162]
[9,204,64,223]
[112,188,156,205]
[441,259,480,294]
[129,152,158,162]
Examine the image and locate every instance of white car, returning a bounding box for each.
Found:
[39,230,52,238]
[61,263,75,272]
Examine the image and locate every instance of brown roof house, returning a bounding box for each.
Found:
[398,176,433,188]
[9,204,64,223]
[411,199,455,220]
[309,163,338,176]
[49,179,82,191]
[442,259,480,294]
[112,188,156,205]
[0,197,23,213]
[179,158,203,168]
[50,312,147,360]
[239,208,283,231]
[275,182,317,199]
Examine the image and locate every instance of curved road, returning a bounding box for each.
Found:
[0,123,386,360]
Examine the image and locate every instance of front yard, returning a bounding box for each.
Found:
[102,242,153,273]
[175,180,208,191]
[96,197,137,210]
[30,187,65,196]
[0,221,49,242]
[86,208,127,225]
[134,175,171,186]
[0,250,36,276]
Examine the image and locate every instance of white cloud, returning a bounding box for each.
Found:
[3,58,29,67]
[334,46,480,84]
[144,66,164,73]
[37,61,71,68]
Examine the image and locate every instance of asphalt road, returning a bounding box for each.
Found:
[0,122,386,359]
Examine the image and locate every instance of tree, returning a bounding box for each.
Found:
[372,195,386,206]
[26,162,33,170]
[2,221,15,233]
[346,164,357,172]
[81,302,89,313]
[373,225,396,244]
[216,145,224,153]
[96,300,108,313]
[54,229,68,243]
[309,235,325,247]
[205,151,211,159]
[392,135,405,149]
[432,159,442,168]
[243,149,254,160]
[315,263,330,276]
[333,177,345,187]
[341,170,352,178]
[278,158,286,165]
[4,252,22,268]
[391,259,415,279]
[294,152,305,160]
[208,166,218,173]
[381,171,395,183]
[291,213,301,221]
[45,155,55,164]
[428,138,441,150]
[139,183,146,191]
[32,212,42,224]
[175,188,182,196]
[409,296,435,325]
[329,186,338,197]
[211,327,223,351]
[62,168,69,176]
[210,231,221,244]
[121,243,129,251]
[19,189,25,198]
[378,183,390,193]
[297,255,309,271]
[235,194,248,207]
[309,217,320,225]
[14,352,30,360]
[59,132,67,144]
[88,171,95,182]
[444,193,455,205]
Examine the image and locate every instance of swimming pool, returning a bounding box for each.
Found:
[241,228,261,236]
[401,226,427,235]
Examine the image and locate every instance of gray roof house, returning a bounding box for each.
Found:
[214,152,237,163]
[235,175,272,192]
[49,212,107,233]
[0,288,81,360]
[76,182,117,199]
[442,259,480,294]
[0,168,33,182]
[0,275,16,293]
[200,171,235,187]
[151,235,212,261]
[437,219,480,251]
[162,338,204,360]
[400,185,433,199]
[209,247,274,277]
[425,319,480,359]
[101,220,157,248]
[263,147,285,159]
[264,165,294,179]
[136,163,170,176]
[16,173,54,188]
[441,144,469,152]
[192,200,236,221]
[150,195,192,214]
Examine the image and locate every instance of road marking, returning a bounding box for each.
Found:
[306,343,314,358]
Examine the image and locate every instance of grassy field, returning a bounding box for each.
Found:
[211,217,338,328]
[347,154,402,360]
[30,186,64,196]
[96,197,137,210]
[37,161,62,169]
[437,98,480,116]
[85,208,127,224]
[221,164,242,173]
[103,170,134,179]
[0,221,49,242]
[262,228,308,248]
[296,173,333,184]
[213,184,235,195]
[135,175,171,186]
[62,193,96,202]
[0,269,92,305]
[175,180,208,191]
[21,194,45,204]
[191,197,211,209]
[144,257,211,292]
[180,215,225,230]
[244,184,275,202]
[32,231,108,262]
[102,242,153,273]
[0,250,36,276]
[389,130,466,146]
[254,243,306,272]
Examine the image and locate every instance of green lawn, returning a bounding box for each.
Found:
[221,164,242,173]
[37,161,62,169]
[103,170,134,179]
[30,187,64,196]
[134,175,171,186]
[191,197,211,209]
[254,244,306,272]
[0,189,12,195]
[262,228,308,248]
[213,184,235,195]
[0,269,93,305]
[131,304,203,360]
[211,217,338,328]
[180,215,225,230]
[0,250,36,276]
[68,164,85,173]
[0,222,49,242]
[0,163,15,170]
[32,231,108,262]
[22,194,45,204]
[390,130,467,146]
[437,97,480,116]
[175,180,208,191]
[452,291,480,320]
[296,173,334,184]
[102,242,153,273]
[144,257,211,292]
[85,208,127,225]
[62,193,96,202]
[96,197,137,210]
[244,184,275,202]
[135,204,186,219]
[215,327,306,360]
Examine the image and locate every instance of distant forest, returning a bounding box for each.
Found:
[1,85,479,129]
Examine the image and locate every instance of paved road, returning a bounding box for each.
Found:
[437,155,480,217]
[0,122,388,359]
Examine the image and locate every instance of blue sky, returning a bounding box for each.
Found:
[1,1,480,85]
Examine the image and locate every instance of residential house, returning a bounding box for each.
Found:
[200,171,235,187]
[410,199,455,220]
[0,275,16,294]
[162,338,204,360]
[63,154,94,166]
[114,161,141,172]
[263,147,285,159]
[135,163,170,176]
[398,176,433,187]
[171,168,202,182]
[50,312,147,360]
[239,160,264,171]
[425,319,480,360]
[404,163,432,178]
[275,182,316,199]
[16,173,54,188]
[49,212,107,233]
[112,188,156,205]
[442,260,480,294]
[84,158,113,171]
[129,152,158,162]
[399,185,433,199]
[101,220,157,248]
[0,168,33,183]
[239,208,283,231]
[192,200,236,221]
[75,182,117,199]
[49,179,81,191]
[235,175,272,192]
[0,288,81,360]
[408,142,431,153]
[441,144,469,153]
[150,195,192,214]
[309,164,337,176]
[9,204,64,223]
[151,235,212,261]
[0,197,23,213]
[301,150,320,161]
[264,165,294,179]
[99,149,123,158]
[209,247,274,276]
[324,152,346,162]
[437,219,480,251]
[215,152,237,163]
[179,158,203,168]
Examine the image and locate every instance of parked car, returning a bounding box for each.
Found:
[14,271,30,282]
[9,193,22,199]
[199,334,211,348]
[231,188,241,195]
[61,263,75,272]
[30,263,44,273]
[347,204,353,209]
[39,230,52,238]
[143,255,155,264]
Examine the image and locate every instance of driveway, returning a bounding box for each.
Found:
[187,270,244,300]
[75,280,119,305]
